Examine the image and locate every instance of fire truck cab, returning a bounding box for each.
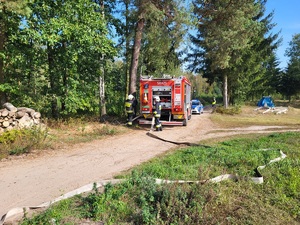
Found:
[139,75,192,126]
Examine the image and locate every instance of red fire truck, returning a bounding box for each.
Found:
[138,75,192,126]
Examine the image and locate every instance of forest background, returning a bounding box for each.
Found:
[0,0,300,120]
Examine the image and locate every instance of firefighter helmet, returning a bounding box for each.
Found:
[128,94,134,100]
[154,96,160,102]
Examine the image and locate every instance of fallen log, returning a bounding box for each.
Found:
[3,103,17,113]
[17,107,35,115]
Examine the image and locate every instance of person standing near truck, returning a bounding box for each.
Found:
[212,97,216,113]
[125,94,135,126]
[153,96,162,131]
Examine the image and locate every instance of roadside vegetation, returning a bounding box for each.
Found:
[1,101,299,161]
[0,117,126,160]
[19,131,300,225]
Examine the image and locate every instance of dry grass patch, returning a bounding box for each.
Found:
[211,106,300,129]
[47,122,127,147]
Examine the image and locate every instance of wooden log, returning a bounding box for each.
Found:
[1,109,8,117]
[8,110,15,117]
[18,113,34,128]
[33,111,41,119]
[16,110,26,119]
[17,107,35,114]
[3,102,18,112]
[2,121,10,128]
[6,118,14,123]
[30,110,36,118]
[17,107,37,118]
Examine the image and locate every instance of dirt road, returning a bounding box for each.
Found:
[0,112,297,223]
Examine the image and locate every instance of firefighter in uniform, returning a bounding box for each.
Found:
[212,97,216,113]
[153,96,162,131]
[125,94,134,126]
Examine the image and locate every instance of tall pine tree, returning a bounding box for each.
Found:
[188,0,264,107]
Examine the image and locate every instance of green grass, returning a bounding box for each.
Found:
[20,132,300,225]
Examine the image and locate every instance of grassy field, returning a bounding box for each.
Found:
[212,105,300,128]
[20,133,300,224]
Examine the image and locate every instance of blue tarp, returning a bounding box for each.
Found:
[257,96,275,108]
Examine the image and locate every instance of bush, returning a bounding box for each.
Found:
[0,126,48,158]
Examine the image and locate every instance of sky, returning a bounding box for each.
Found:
[265,0,300,69]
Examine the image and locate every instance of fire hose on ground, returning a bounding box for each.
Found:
[0,133,287,225]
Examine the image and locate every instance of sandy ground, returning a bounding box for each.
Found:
[0,111,298,223]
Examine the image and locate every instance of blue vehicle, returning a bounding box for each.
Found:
[191,99,204,114]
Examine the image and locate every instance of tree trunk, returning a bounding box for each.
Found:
[129,16,145,94]
[125,0,130,99]
[99,0,107,119]
[62,41,68,112]
[47,44,59,119]
[3,102,17,112]
[223,74,228,108]
[99,74,106,117]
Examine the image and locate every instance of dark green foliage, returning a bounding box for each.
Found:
[277,34,300,100]
[104,60,127,116]
[4,0,117,118]
[188,0,281,106]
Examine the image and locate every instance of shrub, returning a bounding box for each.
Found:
[0,126,48,158]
